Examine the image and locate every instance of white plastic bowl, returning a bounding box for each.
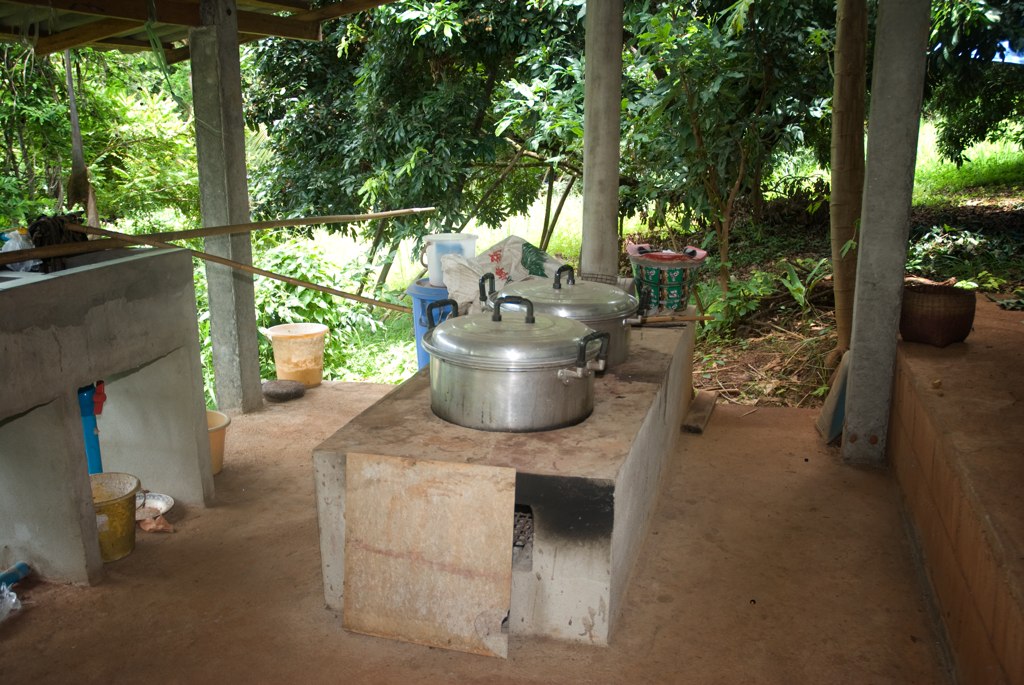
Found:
[135,492,175,521]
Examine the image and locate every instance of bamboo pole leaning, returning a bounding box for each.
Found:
[62,223,413,315]
[0,240,105,267]
[0,208,436,268]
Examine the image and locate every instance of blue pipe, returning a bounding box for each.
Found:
[78,385,103,474]
[0,562,30,588]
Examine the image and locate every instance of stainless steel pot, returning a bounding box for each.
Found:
[480,265,638,368]
[422,296,610,432]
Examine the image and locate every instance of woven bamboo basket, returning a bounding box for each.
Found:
[899,283,976,347]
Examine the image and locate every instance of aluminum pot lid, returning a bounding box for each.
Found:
[422,298,598,370]
[489,266,638,321]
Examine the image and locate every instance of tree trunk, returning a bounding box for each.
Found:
[541,166,554,243]
[357,218,391,297]
[64,50,91,211]
[829,0,867,359]
[716,221,731,296]
[374,239,400,295]
[750,165,765,222]
[540,174,577,252]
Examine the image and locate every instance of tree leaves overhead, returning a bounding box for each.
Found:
[0,44,197,229]
[244,1,586,248]
[244,0,839,263]
[619,0,833,295]
[926,0,1024,166]
[4,0,1016,255]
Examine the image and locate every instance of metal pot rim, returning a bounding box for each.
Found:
[422,318,601,370]
[487,278,638,320]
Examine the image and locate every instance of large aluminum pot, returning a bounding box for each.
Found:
[422,296,610,432]
[480,265,638,368]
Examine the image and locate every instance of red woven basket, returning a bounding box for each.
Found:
[899,284,976,347]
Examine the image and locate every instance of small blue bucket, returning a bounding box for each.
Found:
[406,278,454,369]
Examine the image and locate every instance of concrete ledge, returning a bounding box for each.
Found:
[888,295,1024,684]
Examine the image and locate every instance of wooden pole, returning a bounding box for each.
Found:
[62,223,413,314]
[0,240,113,267]
[634,315,714,325]
[0,207,436,269]
[123,207,436,242]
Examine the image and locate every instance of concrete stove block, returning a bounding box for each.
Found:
[314,319,695,648]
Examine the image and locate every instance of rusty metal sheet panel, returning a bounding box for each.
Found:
[343,452,515,658]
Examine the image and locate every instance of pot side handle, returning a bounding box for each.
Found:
[426,298,459,330]
[576,330,610,371]
[636,283,654,314]
[479,272,496,302]
[492,296,535,324]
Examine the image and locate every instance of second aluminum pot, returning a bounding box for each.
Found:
[422,296,610,432]
[480,265,638,368]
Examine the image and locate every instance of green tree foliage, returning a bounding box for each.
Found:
[1,44,70,223]
[245,0,834,295]
[622,1,833,293]
[0,44,198,229]
[926,0,1024,165]
[245,0,585,256]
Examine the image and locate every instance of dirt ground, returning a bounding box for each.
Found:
[0,375,951,684]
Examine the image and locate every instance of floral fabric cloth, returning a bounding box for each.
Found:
[441,236,565,314]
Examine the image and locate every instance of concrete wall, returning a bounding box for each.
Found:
[0,249,213,583]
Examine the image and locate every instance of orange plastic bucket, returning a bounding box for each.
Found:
[266,323,329,387]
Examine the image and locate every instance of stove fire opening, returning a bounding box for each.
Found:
[512,504,533,571]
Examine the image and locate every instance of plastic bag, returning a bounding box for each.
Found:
[1,229,41,272]
[0,584,21,624]
[440,237,566,315]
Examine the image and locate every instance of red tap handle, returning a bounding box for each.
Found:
[93,381,106,415]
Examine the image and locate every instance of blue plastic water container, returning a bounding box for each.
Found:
[406,278,454,369]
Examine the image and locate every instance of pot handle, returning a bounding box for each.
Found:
[553,264,575,290]
[426,298,459,330]
[492,295,535,324]
[636,283,654,314]
[576,330,610,369]
[479,272,496,302]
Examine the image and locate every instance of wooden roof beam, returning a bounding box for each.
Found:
[165,0,399,65]
[241,0,311,12]
[33,17,140,55]
[93,35,172,52]
[5,0,321,41]
[298,0,397,22]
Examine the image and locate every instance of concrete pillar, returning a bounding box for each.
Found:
[579,0,624,284]
[189,0,262,413]
[841,0,931,466]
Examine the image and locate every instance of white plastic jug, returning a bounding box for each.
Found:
[423,234,477,287]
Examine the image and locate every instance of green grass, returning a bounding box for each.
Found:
[331,312,418,383]
[913,121,1024,205]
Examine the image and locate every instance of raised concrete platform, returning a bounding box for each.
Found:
[313,324,695,647]
[0,249,213,585]
[888,294,1023,684]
